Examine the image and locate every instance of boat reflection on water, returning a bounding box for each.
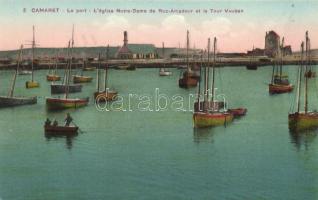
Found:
[289,130,317,151]
[44,132,78,150]
[193,127,216,143]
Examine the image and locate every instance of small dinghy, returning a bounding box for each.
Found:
[44,114,79,135]
[44,124,78,135]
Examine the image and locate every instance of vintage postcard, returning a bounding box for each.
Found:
[0,0,317,199]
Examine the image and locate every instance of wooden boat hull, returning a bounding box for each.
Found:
[26,81,40,88]
[268,83,293,94]
[246,64,258,70]
[193,112,233,128]
[159,71,172,76]
[228,108,247,117]
[18,70,32,75]
[115,65,136,70]
[83,67,95,71]
[46,97,89,110]
[179,71,198,88]
[305,70,316,78]
[44,125,78,134]
[94,91,118,101]
[288,112,318,132]
[47,75,61,81]
[73,75,93,83]
[179,77,197,88]
[51,84,82,94]
[0,96,37,108]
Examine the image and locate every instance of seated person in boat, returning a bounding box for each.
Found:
[45,118,51,126]
[64,113,73,126]
[53,119,58,126]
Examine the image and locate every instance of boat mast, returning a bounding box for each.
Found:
[305,31,309,71]
[104,45,109,92]
[211,37,217,105]
[196,52,202,105]
[65,41,71,99]
[186,30,190,72]
[304,32,309,113]
[54,50,58,76]
[31,25,35,82]
[279,37,284,82]
[162,42,165,70]
[8,45,23,97]
[96,53,100,92]
[296,42,304,113]
[204,38,210,106]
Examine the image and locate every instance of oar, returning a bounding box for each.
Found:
[71,121,85,134]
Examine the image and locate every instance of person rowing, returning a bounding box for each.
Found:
[64,113,73,127]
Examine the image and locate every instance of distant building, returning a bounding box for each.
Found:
[116,31,158,59]
[265,30,280,57]
[247,48,265,56]
[282,45,292,56]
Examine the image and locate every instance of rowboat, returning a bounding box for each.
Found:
[44,124,78,134]
[228,108,248,117]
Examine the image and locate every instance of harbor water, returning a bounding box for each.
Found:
[0,66,318,199]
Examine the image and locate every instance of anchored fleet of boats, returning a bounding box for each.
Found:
[1,28,317,135]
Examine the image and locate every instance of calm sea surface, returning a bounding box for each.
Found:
[0,66,318,200]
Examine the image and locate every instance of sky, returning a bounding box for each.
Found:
[0,0,318,52]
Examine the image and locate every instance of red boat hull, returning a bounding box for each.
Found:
[269,83,293,94]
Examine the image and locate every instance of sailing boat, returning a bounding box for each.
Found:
[0,45,37,107]
[73,57,93,83]
[268,37,293,94]
[159,42,172,76]
[94,46,118,102]
[46,41,89,110]
[288,40,318,132]
[193,37,233,128]
[304,31,316,78]
[178,30,198,88]
[25,25,40,88]
[47,51,61,81]
[83,60,95,71]
[50,26,82,94]
[246,45,258,70]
